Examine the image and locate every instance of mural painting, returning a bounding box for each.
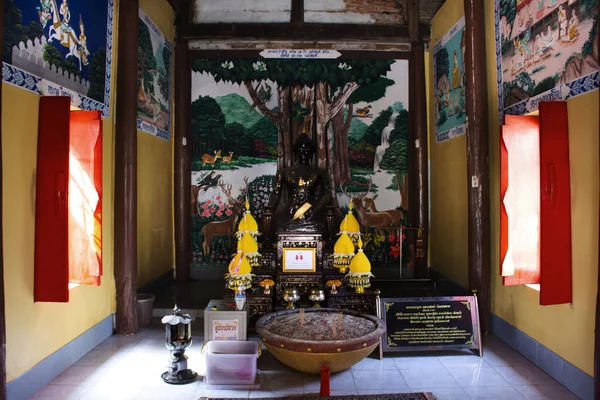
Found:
[433,17,467,143]
[3,0,114,117]
[136,8,172,140]
[496,0,598,117]
[190,57,411,270]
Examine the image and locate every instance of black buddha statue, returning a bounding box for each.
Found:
[267,133,331,234]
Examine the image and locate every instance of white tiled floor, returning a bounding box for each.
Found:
[28,325,580,400]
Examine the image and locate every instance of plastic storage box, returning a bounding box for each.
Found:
[205,340,259,387]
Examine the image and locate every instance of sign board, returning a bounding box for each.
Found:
[212,319,240,341]
[259,49,341,59]
[282,248,316,272]
[380,296,482,356]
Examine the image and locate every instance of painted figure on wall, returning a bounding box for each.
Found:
[498,0,598,112]
[189,58,410,269]
[434,17,467,142]
[136,8,173,139]
[5,0,112,113]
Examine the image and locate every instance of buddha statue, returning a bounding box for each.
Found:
[267,133,331,234]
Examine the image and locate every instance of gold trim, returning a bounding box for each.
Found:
[461,301,471,311]
[282,248,317,272]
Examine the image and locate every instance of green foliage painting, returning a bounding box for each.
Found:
[190,57,411,269]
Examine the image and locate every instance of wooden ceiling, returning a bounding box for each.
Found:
[170,0,447,42]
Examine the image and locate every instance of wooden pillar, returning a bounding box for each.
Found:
[174,36,191,282]
[114,0,139,335]
[464,0,491,333]
[409,42,429,279]
[407,0,429,279]
[0,0,7,396]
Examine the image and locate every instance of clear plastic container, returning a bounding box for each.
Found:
[204,340,259,386]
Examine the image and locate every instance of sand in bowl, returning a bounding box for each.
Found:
[265,311,376,341]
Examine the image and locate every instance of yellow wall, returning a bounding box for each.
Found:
[429,0,599,377]
[428,0,469,288]
[483,0,599,375]
[137,0,175,288]
[2,84,116,381]
[3,0,175,382]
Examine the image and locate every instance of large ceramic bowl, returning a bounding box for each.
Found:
[256,308,386,374]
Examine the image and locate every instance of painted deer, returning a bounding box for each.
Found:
[222,151,234,164]
[362,194,404,227]
[340,177,395,236]
[191,185,202,215]
[201,177,249,256]
[201,150,222,167]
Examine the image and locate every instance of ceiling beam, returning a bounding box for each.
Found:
[407,0,419,41]
[179,22,431,42]
[291,0,304,24]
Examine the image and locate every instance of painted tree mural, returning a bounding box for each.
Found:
[191,58,395,194]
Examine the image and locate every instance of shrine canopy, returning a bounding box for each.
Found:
[511,0,569,40]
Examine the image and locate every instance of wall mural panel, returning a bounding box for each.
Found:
[190,57,411,270]
[3,0,114,118]
[495,0,598,119]
[136,8,172,140]
[433,17,467,143]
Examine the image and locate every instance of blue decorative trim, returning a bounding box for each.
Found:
[491,314,593,400]
[494,0,503,125]
[7,314,114,400]
[104,0,115,119]
[2,0,114,119]
[2,64,41,92]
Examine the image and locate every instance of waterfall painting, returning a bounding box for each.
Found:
[3,0,114,118]
[189,57,409,268]
[433,16,467,143]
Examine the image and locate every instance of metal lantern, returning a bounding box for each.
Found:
[161,305,198,385]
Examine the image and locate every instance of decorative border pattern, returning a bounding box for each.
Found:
[1,0,114,119]
[494,0,599,122]
[136,8,173,141]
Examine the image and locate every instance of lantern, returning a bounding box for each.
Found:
[161,305,197,384]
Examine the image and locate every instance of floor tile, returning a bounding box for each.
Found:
[437,353,486,367]
[350,355,398,370]
[50,365,110,387]
[74,349,126,367]
[352,369,408,390]
[514,383,581,400]
[135,383,199,400]
[28,384,91,400]
[24,328,578,400]
[493,365,557,386]
[79,383,143,400]
[411,387,470,400]
[197,388,249,398]
[393,355,444,370]
[462,385,526,399]
[401,366,460,389]
[483,346,534,368]
[446,365,511,387]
